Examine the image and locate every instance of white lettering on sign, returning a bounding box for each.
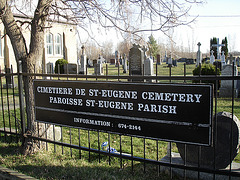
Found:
[141,92,202,103]
[49,96,83,106]
[98,100,134,111]
[37,86,72,95]
[138,103,177,114]
[74,117,111,127]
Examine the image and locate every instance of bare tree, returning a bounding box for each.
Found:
[0,0,202,154]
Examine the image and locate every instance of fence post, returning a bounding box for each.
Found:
[17,60,26,144]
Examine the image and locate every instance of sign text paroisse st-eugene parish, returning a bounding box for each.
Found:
[34,80,213,146]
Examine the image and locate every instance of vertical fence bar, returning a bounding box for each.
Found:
[156,140,159,176]
[98,130,100,163]
[5,66,12,141]
[0,67,6,141]
[120,134,122,169]
[131,136,133,173]
[143,138,146,173]
[229,62,235,179]
[184,63,186,83]
[17,60,26,145]
[11,65,18,141]
[70,128,72,157]
[156,63,158,83]
[108,133,111,165]
[169,66,172,83]
[78,128,81,159]
[88,130,91,162]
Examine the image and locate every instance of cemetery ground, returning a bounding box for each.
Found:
[0,62,240,179]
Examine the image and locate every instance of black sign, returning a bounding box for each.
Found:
[34,80,213,146]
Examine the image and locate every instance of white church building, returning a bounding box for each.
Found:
[0,14,78,73]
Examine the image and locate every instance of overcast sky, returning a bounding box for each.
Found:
[165,0,240,53]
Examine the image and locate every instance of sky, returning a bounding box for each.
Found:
[162,0,240,53]
[78,0,240,54]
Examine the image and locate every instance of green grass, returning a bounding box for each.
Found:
[0,62,239,179]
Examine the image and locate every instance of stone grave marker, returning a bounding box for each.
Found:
[63,63,77,74]
[167,56,172,67]
[3,68,15,88]
[196,42,202,66]
[210,50,215,64]
[110,59,115,65]
[129,44,144,76]
[46,62,54,74]
[219,64,238,97]
[79,45,87,74]
[221,51,226,66]
[236,57,240,67]
[144,57,153,76]
[177,111,240,169]
[122,54,127,73]
[157,54,161,65]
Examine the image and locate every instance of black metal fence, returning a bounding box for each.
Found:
[0,62,240,179]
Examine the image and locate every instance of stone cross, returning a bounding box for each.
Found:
[212,38,225,59]
[196,42,202,66]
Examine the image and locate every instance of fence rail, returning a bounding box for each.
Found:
[0,62,240,179]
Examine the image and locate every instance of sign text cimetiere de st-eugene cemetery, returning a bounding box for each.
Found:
[34,80,213,146]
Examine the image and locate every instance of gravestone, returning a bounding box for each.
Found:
[144,57,153,76]
[177,111,240,169]
[122,54,127,73]
[115,50,119,67]
[63,64,77,74]
[110,59,115,65]
[229,54,233,65]
[196,42,202,66]
[79,45,87,74]
[210,50,215,64]
[157,54,161,65]
[92,59,97,67]
[236,57,240,67]
[219,65,238,98]
[163,51,167,62]
[129,44,144,76]
[221,51,226,66]
[94,60,103,75]
[46,62,54,74]
[3,68,15,88]
[167,56,172,67]
[172,59,177,67]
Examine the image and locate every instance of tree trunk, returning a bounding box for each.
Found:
[0,0,53,155]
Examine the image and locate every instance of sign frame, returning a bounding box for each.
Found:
[33,80,213,146]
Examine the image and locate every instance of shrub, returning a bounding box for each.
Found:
[192,64,221,88]
[55,59,68,74]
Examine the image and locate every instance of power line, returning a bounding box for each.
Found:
[190,15,240,18]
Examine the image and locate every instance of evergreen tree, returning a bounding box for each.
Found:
[210,37,217,58]
[148,34,159,59]
[221,37,228,58]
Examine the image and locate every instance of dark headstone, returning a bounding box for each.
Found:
[110,59,115,65]
[157,54,161,65]
[63,63,77,74]
[46,62,54,74]
[129,44,144,76]
[177,111,240,169]
[4,68,15,88]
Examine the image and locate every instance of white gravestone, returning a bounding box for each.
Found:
[210,50,215,64]
[221,51,226,66]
